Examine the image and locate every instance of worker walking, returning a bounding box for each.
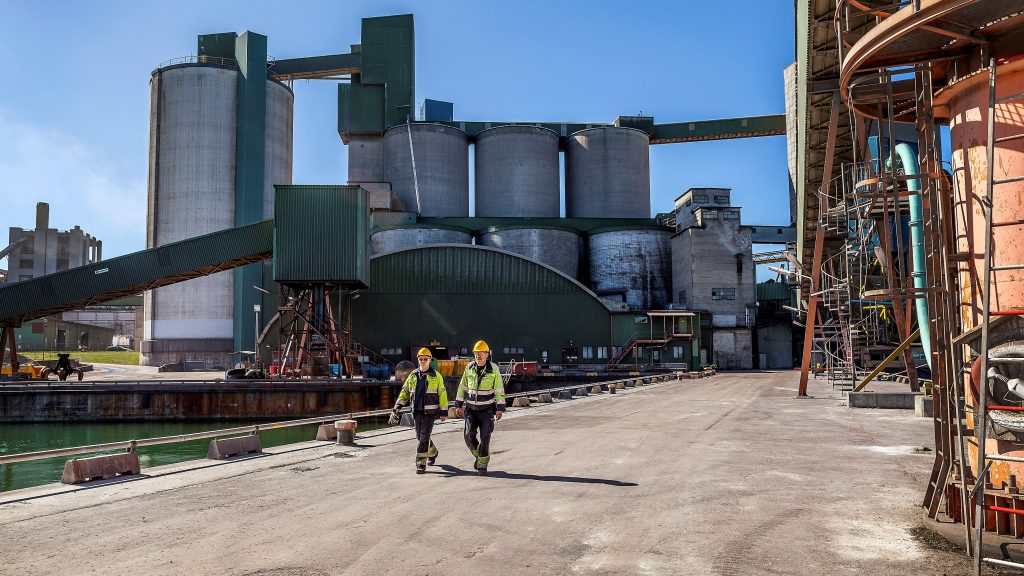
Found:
[392,348,448,474]
[453,340,505,475]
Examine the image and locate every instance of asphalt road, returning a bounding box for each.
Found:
[0,372,994,575]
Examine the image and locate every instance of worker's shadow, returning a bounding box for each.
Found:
[434,464,637,487]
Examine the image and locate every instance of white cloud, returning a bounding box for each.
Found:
[0,108,147,268]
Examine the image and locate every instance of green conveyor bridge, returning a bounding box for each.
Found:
[0,220,273,328]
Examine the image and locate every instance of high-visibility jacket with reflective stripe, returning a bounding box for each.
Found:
[395,369,448,415]
[456,362,506,412]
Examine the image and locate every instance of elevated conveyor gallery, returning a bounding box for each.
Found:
[0,220,273,328]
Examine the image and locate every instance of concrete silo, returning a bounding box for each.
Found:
[143,47,293,367]
[474,125,560,217]
[587,226,671,311]
[384,123,469,216]
[478,225,580,279]
[370,224,474,256]
[565,127,651,218]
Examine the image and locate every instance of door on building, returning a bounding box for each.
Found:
[56,329,67,350]
[652,349,661,364]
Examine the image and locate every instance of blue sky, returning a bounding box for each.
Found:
[0,1,794,269]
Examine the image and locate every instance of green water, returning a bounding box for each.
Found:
[0,419,385,493]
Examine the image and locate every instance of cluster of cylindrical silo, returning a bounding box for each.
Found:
[367,122,668,310]
[144,62,293,365]
[379,123,651,218]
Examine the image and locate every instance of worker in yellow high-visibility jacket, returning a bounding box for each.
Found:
[392,348,448,474]
[453,340,505,475]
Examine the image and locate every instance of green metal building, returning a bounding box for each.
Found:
[352,244,702,368]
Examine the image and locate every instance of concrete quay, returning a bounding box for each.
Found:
[0,372,984,575]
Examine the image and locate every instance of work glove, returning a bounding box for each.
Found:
[388,409,400,426]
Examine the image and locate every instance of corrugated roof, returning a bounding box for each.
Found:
[368,244,599,297]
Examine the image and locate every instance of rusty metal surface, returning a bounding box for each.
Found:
[0,380,400,422]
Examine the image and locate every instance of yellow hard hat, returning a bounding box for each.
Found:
[416,347,432,358]
[472,340,490,353]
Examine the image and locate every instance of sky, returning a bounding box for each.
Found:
[0,1,794,273]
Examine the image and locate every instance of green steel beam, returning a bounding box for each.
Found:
[233,31,269,355]
[416,216,667,235]
[648,115,785,144]
[270,53,361,80]
[420,115,785,145]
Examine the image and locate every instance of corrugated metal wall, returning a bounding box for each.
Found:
[273,185,368,286]
[353,245,611,362]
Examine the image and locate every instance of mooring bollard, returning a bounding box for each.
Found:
[609,383,617,394]
[335,420,357,445]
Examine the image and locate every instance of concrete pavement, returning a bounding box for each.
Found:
[0,372,993,575]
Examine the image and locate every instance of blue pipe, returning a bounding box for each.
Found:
[894,142,931,369]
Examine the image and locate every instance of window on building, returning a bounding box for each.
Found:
[582,346,594,360]
[678,290,687,304]
[684,198,692,206]
[612,346,621,358]
[380,347,403,356]
[694,194,710,204]
[712,288,737,300]
[672,345,685,358]
[714,195,730,204]
[703,210,718,219]
[597,347,608,359]
[20,241,32,254]
[736,253,744,275]
[19,259,32,269]
[723,210,739,219]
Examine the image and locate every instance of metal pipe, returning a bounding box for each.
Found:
[974,59,998,576]
[895,142,931,370]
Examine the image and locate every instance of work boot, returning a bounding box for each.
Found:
[416,464,426,474]
[427,456,437,466]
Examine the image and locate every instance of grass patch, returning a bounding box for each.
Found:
[20,351,141,366]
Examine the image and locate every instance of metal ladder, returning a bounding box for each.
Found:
[973,58,1024,574]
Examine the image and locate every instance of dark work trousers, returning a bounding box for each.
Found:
[463,407,495,462]
[413,413,438,464]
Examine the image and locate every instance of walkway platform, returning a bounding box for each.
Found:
[0,372,977,574]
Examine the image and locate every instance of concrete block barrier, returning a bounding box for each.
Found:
[512,397,531,408]
[538,393,553,403]
[315,424,338,441]
[591,385,603,394]
[623,380,635,388]
[335,420,357,445]
[61,452,140,485]
[575,387,588,396]
[558,390,574,400]
[207,434,262,460]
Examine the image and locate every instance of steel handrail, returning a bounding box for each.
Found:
[0,372,685,466]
